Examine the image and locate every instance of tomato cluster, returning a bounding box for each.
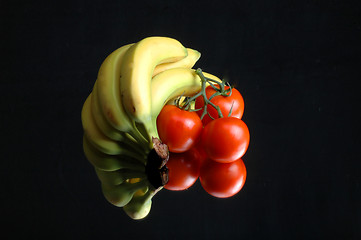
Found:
[156,84,250,198]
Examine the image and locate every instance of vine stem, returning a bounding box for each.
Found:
[175,68,233,120]
[187,69,226,118]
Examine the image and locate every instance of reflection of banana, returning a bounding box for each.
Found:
[101,179,149,207]
[120,37,188,140]
[123,189,156,220]
[95,167,147,186]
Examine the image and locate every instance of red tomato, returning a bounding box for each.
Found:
[201,117,250,163]
[157,105,203,153]
[200,158,247,198]
[195,85,244,126]
[164,148,201,191]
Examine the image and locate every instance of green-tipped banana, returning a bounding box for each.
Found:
[81,94,145,158]
[92,80,149,154]
[91,80,126,141]
[101,179,149,207]
[123,189,156,220]
[83,136,146,171]
[119,37,188,140]
[152,48,200,76]
[82,94,121,155]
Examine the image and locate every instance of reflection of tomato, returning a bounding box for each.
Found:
[195,85,244,126]
[164,148,201,191]
[201,117,250,163]
[193,140,208,167]
[157,105,202,153]
[200,158,247,198]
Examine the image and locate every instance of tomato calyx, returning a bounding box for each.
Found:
[145,137,169,189]
[178,68,234,120]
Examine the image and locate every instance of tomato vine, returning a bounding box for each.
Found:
[176,68,234,120]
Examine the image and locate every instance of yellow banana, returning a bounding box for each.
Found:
[119,37,188,140]
[95,43,149,150]
[92,81,148,153]
[152,48,200,76]
[91,80,126,141]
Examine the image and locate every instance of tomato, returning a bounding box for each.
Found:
[195,85,244,126]
[164,148,201,191]
[157,104,203,153]
[200,158,246,198]
[201,117,250,163]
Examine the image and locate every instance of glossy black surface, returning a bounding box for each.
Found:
[1,0,360,239]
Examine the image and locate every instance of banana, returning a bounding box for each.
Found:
[101,179,150,207]
[152,48,200,76]
[92,80,149,154]
[91,80,126,141]
[95,43,150,149]
[83,136,146,171]
[81,94,145,158]
[119,37,188,140]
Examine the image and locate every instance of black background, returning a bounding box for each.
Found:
[1,0,361,239]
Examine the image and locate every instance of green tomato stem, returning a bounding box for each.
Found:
[173,68,233,120]
[194,68,224,119]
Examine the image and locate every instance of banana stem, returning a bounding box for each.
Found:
[145,137,169,189]
[128,127,152,153]
[118,144,147,164]
[136,120,159,148]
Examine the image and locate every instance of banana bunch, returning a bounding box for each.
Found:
[81,36,221,219]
